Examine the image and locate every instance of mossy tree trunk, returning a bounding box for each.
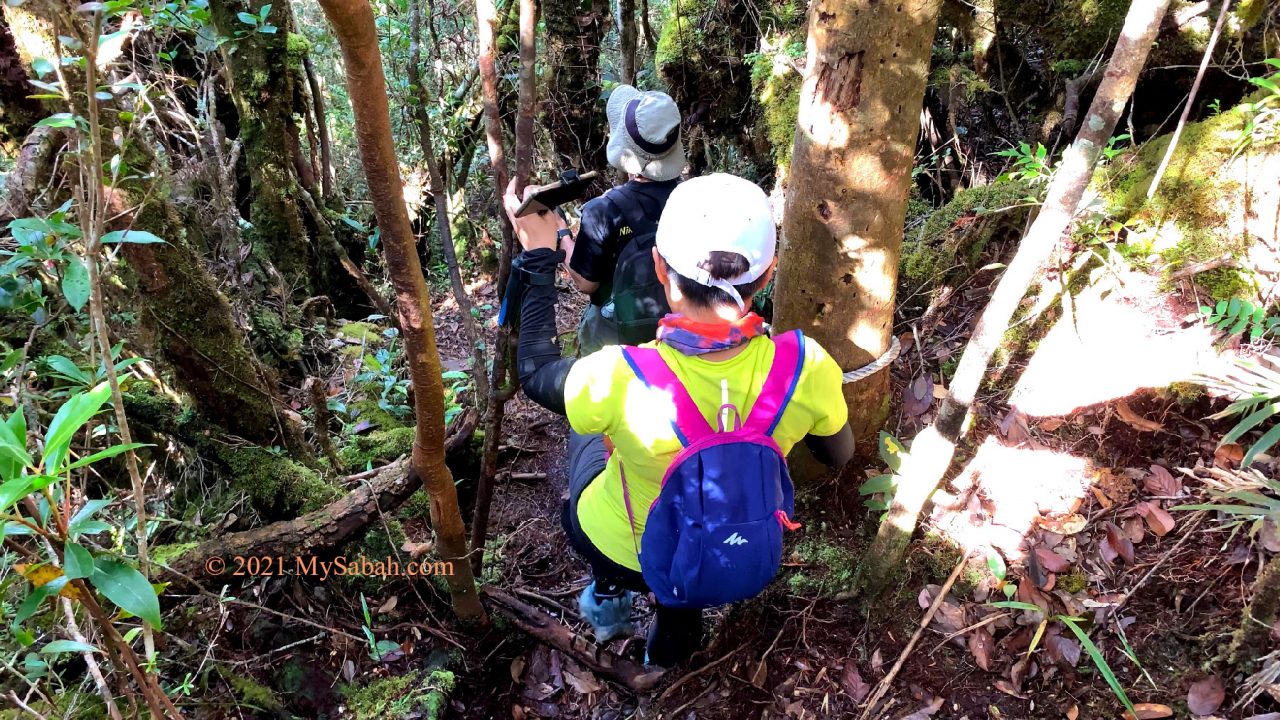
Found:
[208,0,312,292]
[318,0,487,623]
[619,0,637,85]
[543,0,608,173]
[0,1,311,464]
[774,0,942,453]
[0,15,42,153]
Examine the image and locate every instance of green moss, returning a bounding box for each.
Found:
[902,180,1031,289]
[224,671,284,713]
[337,320,384,344]
[1058,570,1088,594]
[1235,0,1267,30]
[995,0,1129,63]
[339,521,407,592]
[399,489,434,521]
[753,51,803,169]
[286,33,310,68]
[1165,381,1205,405]
[342,669,454,720]
[1103,98,1264,292]
[151,542,198,566]
[250,306,303,363]
[224,446,341,514]
[787,534,859,597]
[340,427,414,468]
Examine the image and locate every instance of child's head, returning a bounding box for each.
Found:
[654,174,777,317]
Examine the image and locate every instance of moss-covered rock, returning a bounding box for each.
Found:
[224,445,342,514]
[339,426,414,469]
[342,669,455,720]
[1102,94,1280,301]
[901,179,1032,291]
[223,670,285,714]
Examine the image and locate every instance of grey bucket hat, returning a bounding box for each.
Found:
[605,85,686,181]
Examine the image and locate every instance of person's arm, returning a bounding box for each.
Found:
[561,233,599,294]
[804,424,855,469]
[503,180,576,415]
[512,247,573,415]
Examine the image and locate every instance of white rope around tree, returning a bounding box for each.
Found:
[842,335,901,384]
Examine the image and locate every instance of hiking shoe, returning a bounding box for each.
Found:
[578,582,634,643]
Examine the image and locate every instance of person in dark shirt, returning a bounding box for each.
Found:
[561,85,685,354]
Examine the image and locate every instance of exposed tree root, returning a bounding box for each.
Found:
[481,586,667,694]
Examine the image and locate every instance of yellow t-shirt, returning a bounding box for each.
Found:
[564,334,849,571]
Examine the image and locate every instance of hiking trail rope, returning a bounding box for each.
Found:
[842,335,902,384]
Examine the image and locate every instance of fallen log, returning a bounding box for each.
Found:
[481,586,665,694]
[162,408,477,588]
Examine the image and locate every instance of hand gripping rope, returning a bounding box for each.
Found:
[841,335,902,384]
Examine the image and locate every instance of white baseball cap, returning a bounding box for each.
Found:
[655,174,777,310]
[605,85,686,182]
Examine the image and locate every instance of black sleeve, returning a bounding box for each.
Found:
[803,423,855,469]
[567,197,617,283]
[514,248,575,416]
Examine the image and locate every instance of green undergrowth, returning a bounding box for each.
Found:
[1103,94,1274,302]
[902,179,1031,291]
[342,668,456,720]
[787,532,859,597]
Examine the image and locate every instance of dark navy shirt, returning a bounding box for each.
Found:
[568,178,679,305]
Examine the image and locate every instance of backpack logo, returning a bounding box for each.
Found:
[723,533,749,546]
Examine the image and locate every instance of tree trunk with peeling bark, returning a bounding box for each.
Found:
[857,0,1172,594]
[774,0,942,455]
[317,0,486,623]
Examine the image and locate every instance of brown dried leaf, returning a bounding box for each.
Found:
[401,540,435,559]
[1039,514,1088,535]
[751,659,768,688]
[968,627,996,671]
[1116,399,1162,432]
[1143,502,1177,537]
[377,595,398,615]
[841,663,870,702]
[1123,516,1147,544]
[1262,517,1280,553]
[1066,704,1079,720]
[871,649,884,675]
[1123,703,1174,719]
[993,679,1028,699]
[1106,523,1136,565]
[934,600,967,635]
[510,657,526,683]
[1038,417,1065,432]
[1036,547,1071,573]
[1144,465,1181,496]
[564,668,602,695]
[1187,675,1225,716]
[1215,443,1245,469]
[897,696,945,719]
[1044,634,1081,667]
[904,374,934,417]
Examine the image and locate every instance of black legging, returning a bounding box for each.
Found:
[562,431,703,665]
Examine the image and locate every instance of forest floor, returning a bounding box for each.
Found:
[215,259,1273,720]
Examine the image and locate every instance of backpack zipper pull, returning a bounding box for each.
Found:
[776,510,802,531]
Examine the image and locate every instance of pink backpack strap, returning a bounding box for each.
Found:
[621,347,713,446]
[743,330,806,437]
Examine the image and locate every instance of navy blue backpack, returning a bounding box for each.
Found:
[617,331,805,609]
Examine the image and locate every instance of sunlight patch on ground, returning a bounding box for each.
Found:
[929,437,1095,561]
[1010,271,1219,417]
